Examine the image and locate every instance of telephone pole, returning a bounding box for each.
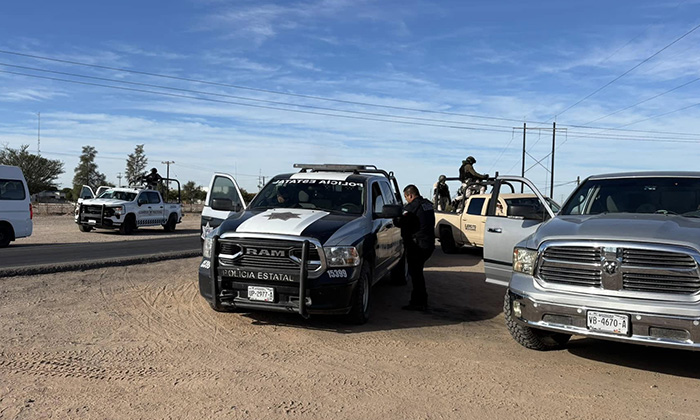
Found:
[161,161,174,181]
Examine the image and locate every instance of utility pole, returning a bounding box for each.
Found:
[551,122,556,198]
[117,172,122,187]
[161,161,174,180]
[521,122,526,193]
[36,112,41,156]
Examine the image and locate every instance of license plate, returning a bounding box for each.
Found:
[587,311,629,335]
[248,286,274,302]
[88,219,96,224]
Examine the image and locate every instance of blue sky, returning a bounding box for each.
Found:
[2,0,700,202]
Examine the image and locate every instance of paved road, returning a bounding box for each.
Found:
[0,235,201,270]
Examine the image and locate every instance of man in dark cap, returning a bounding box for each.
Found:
[394,184,435,311]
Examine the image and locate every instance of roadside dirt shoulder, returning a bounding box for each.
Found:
[22,214,201,245]
[0,251,698,419]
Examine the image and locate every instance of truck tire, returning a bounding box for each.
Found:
[0,224,12,248]
[78,224,93,233]
[344,264,371,325]
[163,213,177,232]
[439,226,457,254]
[504,293,570,351]
[119,215,136,235]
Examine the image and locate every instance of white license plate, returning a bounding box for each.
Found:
[88,219,96,224]
[248,286,274,302]
[587,311,629,335]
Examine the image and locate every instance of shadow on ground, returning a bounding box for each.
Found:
[565,338,700,379]
[240,246,506,334]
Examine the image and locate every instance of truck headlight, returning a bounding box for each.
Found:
[203,237,213,259]
[113,205,125,216]
[323,246,360,267]
[513,247,537,275]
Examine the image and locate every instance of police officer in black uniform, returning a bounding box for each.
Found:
[395,184,435,311]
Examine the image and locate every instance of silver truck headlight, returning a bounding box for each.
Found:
[203,237,213,259]
[513,247,537,275]
[113,205,125,215]
[323,246,360,267]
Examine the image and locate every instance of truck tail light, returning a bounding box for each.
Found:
[29,203,33,219]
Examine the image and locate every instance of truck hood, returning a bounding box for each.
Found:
[527,213,700,250]
[218,208,361,245]
[81,198,128,206]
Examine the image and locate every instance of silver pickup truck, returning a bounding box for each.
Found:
[483,172,700,351]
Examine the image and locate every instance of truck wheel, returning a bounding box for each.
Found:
[0,224,12,248]
[389,254,406,285]
[163,214,177,232]
[79,224,93,233]
[439,227,457,254]
[119,216,136,235]
[344,264,371,325]
[504,293,570,351]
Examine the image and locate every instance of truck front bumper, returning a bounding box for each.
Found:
[509,273,700,351]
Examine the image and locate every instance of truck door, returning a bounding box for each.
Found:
[378,180,402,262]
[148,191,165,224]
[202,173,246,239]
[483,177,554,286]
[461,196,486,246]
[136,192,150,225]
[371,181,392,273]
[77,185,94,205]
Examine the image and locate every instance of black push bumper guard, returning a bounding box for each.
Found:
[77,204,119,228]
[210,237,314,318]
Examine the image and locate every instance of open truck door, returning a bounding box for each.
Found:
[483,176,556,286]
[201,173,246,239]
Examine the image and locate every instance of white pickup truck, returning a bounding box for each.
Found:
[434,179,559,252]
[75,185,182,235]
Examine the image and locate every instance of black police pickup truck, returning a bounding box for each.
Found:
[199,164,405,324]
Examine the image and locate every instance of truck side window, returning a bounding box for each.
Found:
[466,198,485,215]
[148,191,161,204]
[137,193,148,205]
[378,181,397,205]
[210,176,242,208]
[372,183,385,214]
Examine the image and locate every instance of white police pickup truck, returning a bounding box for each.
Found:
[75,183,182,235]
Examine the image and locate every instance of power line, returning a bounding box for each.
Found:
[580,76,700,125]
[553,21,700,120]
[0,62,519,131]
[5,53,700,140]
[0,48,548,125]
[0,69,517,134]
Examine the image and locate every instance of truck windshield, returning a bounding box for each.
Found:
[98,190,137,201]
[249,178,365,215]
[561,177,700,216]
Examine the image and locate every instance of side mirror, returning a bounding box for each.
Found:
[377,204,403,219]
[212,198,236,212]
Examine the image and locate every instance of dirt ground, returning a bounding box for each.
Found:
[20,214,202,245]
[1,224,700,419]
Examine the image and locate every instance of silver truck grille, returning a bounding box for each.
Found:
[538,244,700,295]
[218,238,322,273]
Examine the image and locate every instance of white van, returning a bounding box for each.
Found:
[0,165,33,247]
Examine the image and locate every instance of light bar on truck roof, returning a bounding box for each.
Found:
[293,164,379,172]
